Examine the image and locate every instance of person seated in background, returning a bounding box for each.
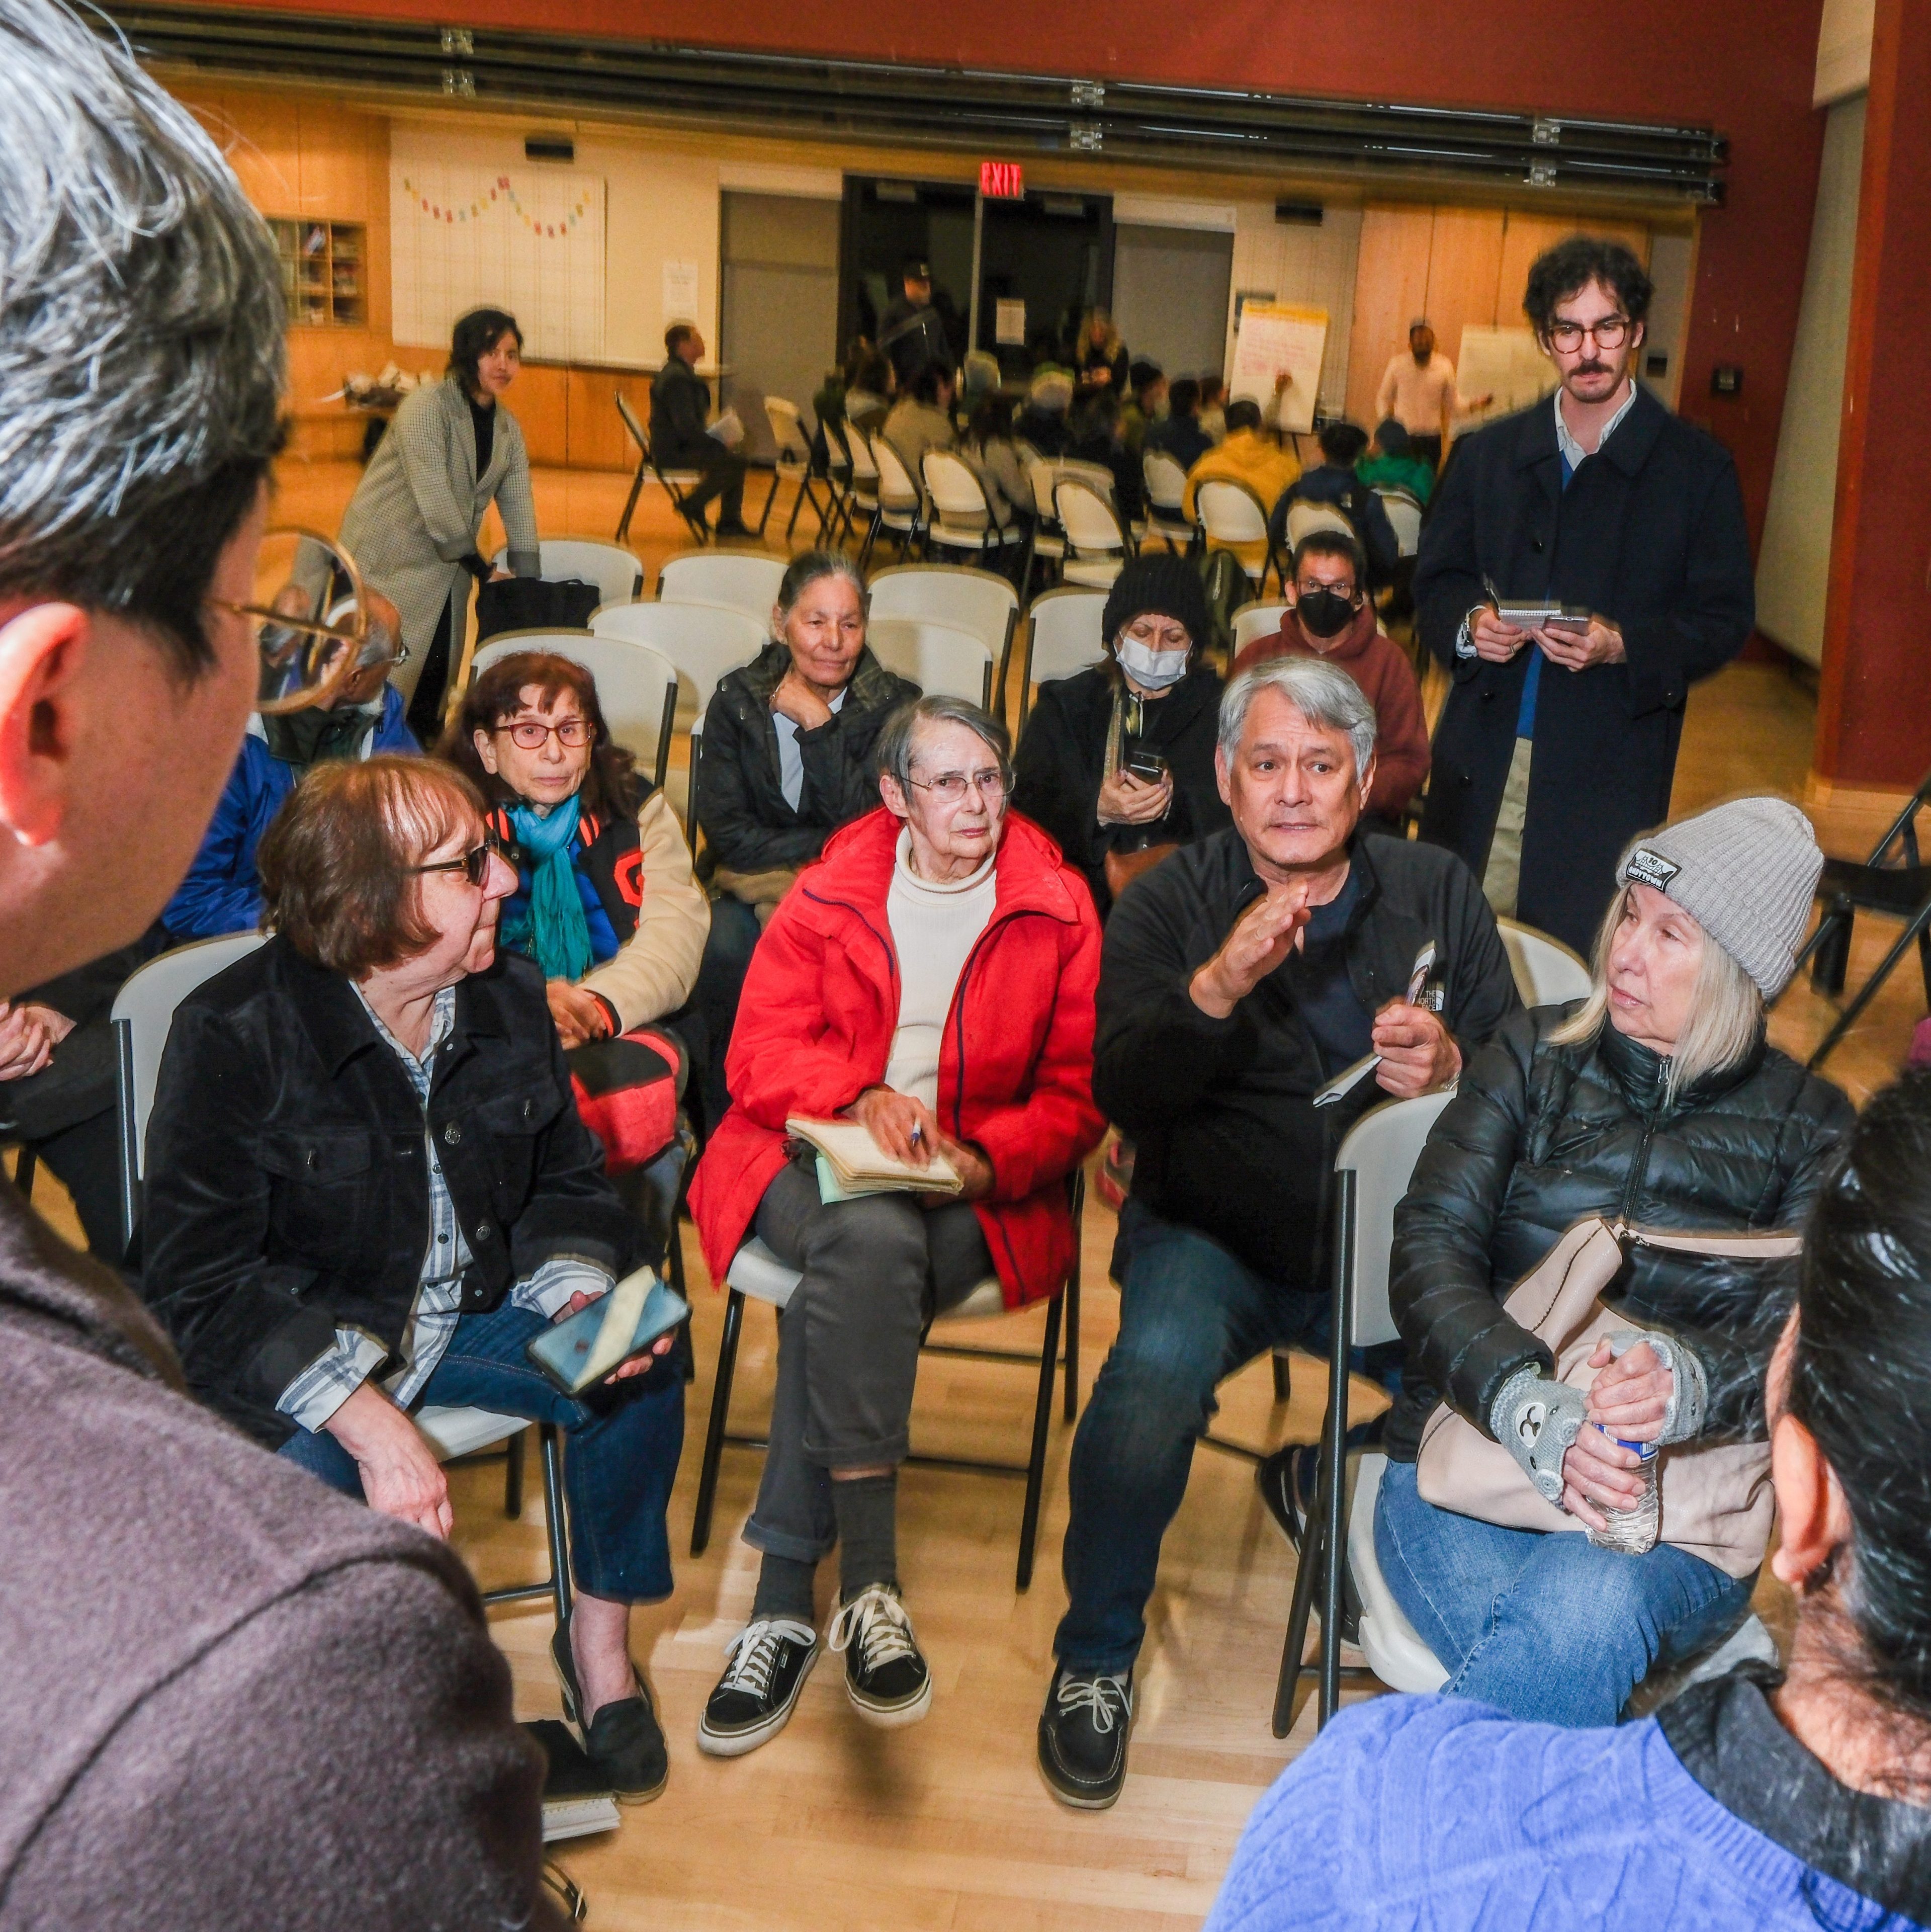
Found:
[1144,375,1212,473]
[1015,366,1075,457]
[1120,360,1166,456]
[689,696,1102,1759]
[1069,390,1144,520]
[161,589,416,941]
[841,348,893,435]
[1073,309,1130,395]
[1038,657,1519,1811]
[1231,531,1429,831]
[694,551,919,1134]
[141,756,687,1802]
[439,650,709,1170]
[1209,1074,1931,1932]
[1374,798,1853,1729]
[958,391,1036,532]
[650,322,751,541]
[1198,375,1229,443]
[1012,555,1230,918]
[1358,414,1436,505]
[881,362,956,481]
[0,942,144,1256]
[1180,396,1301,525]
[958,348,1002,421]
[1269,419,1400,591]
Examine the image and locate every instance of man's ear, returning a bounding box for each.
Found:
[1214,741,1232,807]
[1770,1410,1855,1592]
[0,603,91,848]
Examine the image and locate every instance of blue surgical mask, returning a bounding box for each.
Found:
[1116,636,1189,690]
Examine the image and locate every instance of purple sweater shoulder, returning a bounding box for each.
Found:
[1206,1694,1919,1932]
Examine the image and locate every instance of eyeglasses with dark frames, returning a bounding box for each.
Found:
[1546,315,1630,352]
[409,835,506,888]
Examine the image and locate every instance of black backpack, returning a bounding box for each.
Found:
[475,575,600,643]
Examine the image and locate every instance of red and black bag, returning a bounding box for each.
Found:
[566,1027,684,1174]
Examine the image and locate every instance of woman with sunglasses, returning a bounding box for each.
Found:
[142,754,687,1802]
[688,695,1103,1761]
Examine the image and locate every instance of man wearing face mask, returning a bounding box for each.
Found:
[1233,532,1430,831]
[1011,555,1231,918]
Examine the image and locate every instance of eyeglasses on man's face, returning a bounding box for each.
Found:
[495,717,594,750]
[211,528,372,715]
[410,834,507,888]
[905,768,1008,803]
[1546,314,1630,352]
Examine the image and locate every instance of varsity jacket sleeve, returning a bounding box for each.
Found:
[579,791,711,1031]
[1388,1010,1553,1435]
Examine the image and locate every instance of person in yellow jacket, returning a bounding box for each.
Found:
[1181,394,1302,574]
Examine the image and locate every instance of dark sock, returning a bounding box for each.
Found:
[833,1472,899,1601]
[751,1552,817,1627]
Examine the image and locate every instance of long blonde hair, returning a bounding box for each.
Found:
[1548,885,1763,1104]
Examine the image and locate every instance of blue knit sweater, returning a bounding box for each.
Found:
[1207,1693,1926,1931]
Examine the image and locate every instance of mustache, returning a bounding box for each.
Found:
[1572,361,1613,378]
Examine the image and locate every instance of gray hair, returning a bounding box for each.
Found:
[776,548,867,620]
[1549,884,1764,1103]
[875,695,1013,793]
[0,0,287,671]
[1218,656,1377,774]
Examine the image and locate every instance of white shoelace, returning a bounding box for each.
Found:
[826,1585,920,1675]
[719,1618,816,1701]
[1056,1672,1132,1734]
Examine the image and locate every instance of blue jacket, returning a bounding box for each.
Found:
[1270,462,1400,587]
[162,687,418,940]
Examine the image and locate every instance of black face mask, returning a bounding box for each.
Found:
[1296,587,1358,640]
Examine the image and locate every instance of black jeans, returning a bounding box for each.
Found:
[743,1157,992,1564]
[406,595,461,745]
[679,446,748,531]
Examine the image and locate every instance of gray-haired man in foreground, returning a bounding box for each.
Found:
[0,5,559,1922]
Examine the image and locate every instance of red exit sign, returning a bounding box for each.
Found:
[980,160,1024,199]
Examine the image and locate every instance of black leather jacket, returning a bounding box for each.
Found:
[140,935,637,1447]
[1384,1003,1854,1461]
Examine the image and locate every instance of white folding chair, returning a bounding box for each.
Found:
[1231,601,1290,654]
[1016,586,1108,730]
[111,935,571,1621]
[472,631,679,791]
[868,564,1020,723]
[1376,489,1425,560]
[1196,479,1275,591]
[867,614,994,708]
[1286,499,1357,549]
[1142,450,1196,554]
[863,432,925,567]
[491,537,643,612]
[615,391,705,546]
[760,396,828,543]
[655,550,787,631]
[1052,478,1128,590]
[1498,918,1594,1008]
[921,451,1026,574]
[689,1173,1087,1592]
[590,598,768,733]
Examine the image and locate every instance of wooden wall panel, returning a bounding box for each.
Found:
[566,368,639,472]
[1422,206,1508,382]
[1345,204,1435,427]
[1495,213,1651,325]
[513,364,571,466]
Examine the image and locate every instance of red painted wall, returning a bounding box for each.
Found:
[207,0,1829,547]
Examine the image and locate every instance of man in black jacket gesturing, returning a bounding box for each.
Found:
[649,322,751,539]
[1416,236,1754,957]
[1037,656,1520,1811]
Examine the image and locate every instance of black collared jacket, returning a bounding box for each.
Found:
[139,935,637,1447]
[1414,386,1754,955]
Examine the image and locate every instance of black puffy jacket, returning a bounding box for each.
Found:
[1383,1003,1854,1462]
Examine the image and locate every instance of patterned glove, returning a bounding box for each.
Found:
[1605,1329,1708,1446]
[1488,1365,1590,1506]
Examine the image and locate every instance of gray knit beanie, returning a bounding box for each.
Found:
[1617,796,1822,998]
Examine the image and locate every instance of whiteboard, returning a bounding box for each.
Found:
[391,162,607,364]
[1456,326,1559,427]
[1228,302,1327,435]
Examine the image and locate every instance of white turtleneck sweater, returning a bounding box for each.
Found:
[882,827,999,1108]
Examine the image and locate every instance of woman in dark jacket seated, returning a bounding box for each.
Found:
[141,756,683,1801]
[1376,797,1854,1728]
[1210,1075,1931,1932]
[691,550,919,1128]
[1012,553,1231,917]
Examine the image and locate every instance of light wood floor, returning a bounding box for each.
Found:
[24,452,1921,1928]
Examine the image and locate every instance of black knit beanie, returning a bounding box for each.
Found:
[1101,553,1212,650]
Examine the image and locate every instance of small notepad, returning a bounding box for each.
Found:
[787,1116,962,1199]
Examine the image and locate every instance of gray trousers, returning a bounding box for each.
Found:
[745,1156,993,1563]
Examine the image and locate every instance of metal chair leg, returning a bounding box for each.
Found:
[504,1425,526,1521]
[1809,893,1931,1068]
[1272,1351,1292,1402]
[1016,1290,1064,1592]
[616,462,646,544]
[1063,1252,1081,1422]
[690,1287,745,1556]
[540,1423,573,1628]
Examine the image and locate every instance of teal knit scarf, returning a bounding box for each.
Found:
[502,795,592,981]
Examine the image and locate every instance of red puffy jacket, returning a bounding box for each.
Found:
[690,807,1104,1308]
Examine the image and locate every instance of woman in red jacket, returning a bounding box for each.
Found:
[689,694,1103,1759]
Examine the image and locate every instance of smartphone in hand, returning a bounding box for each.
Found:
[525,1266,689,1396]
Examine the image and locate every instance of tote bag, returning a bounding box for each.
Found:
[1415,1216,1801,1577]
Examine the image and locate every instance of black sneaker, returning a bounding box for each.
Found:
[826,1583,931,1727]
[1256,1442,1317,1553]
[697,1618,820,1757]
[551,1617,668,1803]
[1037,1666,1133,1809]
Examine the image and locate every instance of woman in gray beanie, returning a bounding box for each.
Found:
[1010,553,1230,917]
[1370,795,1855,1727]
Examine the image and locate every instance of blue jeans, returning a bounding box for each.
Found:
[1374,1457,1755,1727]
[1055,1203,1324,1674]
[276,1298,685,1603]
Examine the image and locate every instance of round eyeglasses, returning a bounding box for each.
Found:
[1546,315,1630,353]
[904,767,1008,802]
[212,527,371,714]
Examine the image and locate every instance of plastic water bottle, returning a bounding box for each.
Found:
[1586,1426,1660,1554]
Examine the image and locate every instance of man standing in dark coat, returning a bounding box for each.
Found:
[1415,236,1754,957]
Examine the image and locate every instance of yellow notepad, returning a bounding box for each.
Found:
[786,1116,962,1200]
